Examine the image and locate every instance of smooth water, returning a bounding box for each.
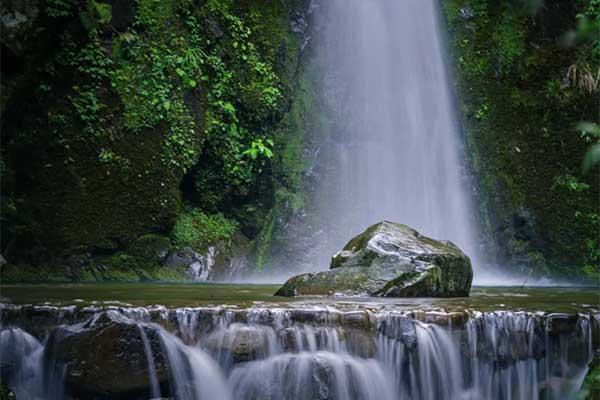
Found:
[310,0,481,276]
[1,296,597,400]
[2,284,598,313]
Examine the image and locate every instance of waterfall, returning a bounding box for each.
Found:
[0,305,596,400]
[306,0,483,277]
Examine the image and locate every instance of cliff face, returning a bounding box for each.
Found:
[0,0,313,277]
[442,0,599,280]
[1,0,597,281]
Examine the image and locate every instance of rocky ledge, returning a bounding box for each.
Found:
[276,221,473,297]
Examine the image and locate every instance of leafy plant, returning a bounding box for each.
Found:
[171,208,238,249]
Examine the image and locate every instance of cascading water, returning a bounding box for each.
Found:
[304,0,485,278]
[1,304,597,400]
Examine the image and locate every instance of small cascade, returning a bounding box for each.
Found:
[137,324,162,398]
[0,328,45,400]
[0,305,597,400]
[156,327,232,400]
[229,352,397,400]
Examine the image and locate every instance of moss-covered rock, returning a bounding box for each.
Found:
[275,221,473,297]
[128,234,172,263]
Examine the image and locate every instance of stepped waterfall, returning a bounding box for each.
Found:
[1,305,597,400]
[0,1,596,400]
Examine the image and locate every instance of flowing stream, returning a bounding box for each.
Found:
[1,302,597,400]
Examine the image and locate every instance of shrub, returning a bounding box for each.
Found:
[171,208,238,249]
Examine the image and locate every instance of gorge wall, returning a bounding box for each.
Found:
[442,0,599,280]
[0,0,598,282]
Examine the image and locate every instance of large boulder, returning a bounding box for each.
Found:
[275,221,473,297]
[45,311,169,397]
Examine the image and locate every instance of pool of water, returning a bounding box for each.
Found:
[1,283,598,312]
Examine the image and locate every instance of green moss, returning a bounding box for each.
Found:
[442,0,599,279]
[128,234,171,259]
[171,208,238,250]
[1,0,311,275]
[254,208,276,271]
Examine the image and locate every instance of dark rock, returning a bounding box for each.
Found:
[276,221,473,298]
[47,311,169,397]
[0,0,40,55]
[164,246,197,267]
[459,7,475,20]
[207,17,223,38]
[341,311,374,330]
[344,328,377,358]
[290,10,307,34]
[204,324,270,365]
[64,252,92,269]
[129,234,172,263]
[164,246,213,281]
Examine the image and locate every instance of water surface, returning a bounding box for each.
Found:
[1,284,597,313]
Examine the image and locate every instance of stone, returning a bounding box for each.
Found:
[46,311,169,397]
[164,246,214,281]
[0,0,40,55]
[128,234,172,263]
[275,221,473,298]
[204,325,270,365]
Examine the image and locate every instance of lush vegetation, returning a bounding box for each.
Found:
[0,0,597,282]
[1,0,309,278]
[443,0,599,280]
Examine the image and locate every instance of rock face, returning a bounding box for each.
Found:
[275,221,473,297]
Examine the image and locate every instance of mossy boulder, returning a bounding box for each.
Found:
[128,234,172,263]
[275,221,473,297]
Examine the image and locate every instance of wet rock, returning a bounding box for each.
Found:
[344,329,377,358]
[289,309,333,325]
[290,10,307,34]
[459,7,475,20]
[164,246,214,281]
[46,311,169,397]
[0,305,82,339]
[204,324,271,364]
[547,313,579,335]
[276,221,473,297]
[378,314,418,350]
[341,311,374,331]
[129,234,172,263]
